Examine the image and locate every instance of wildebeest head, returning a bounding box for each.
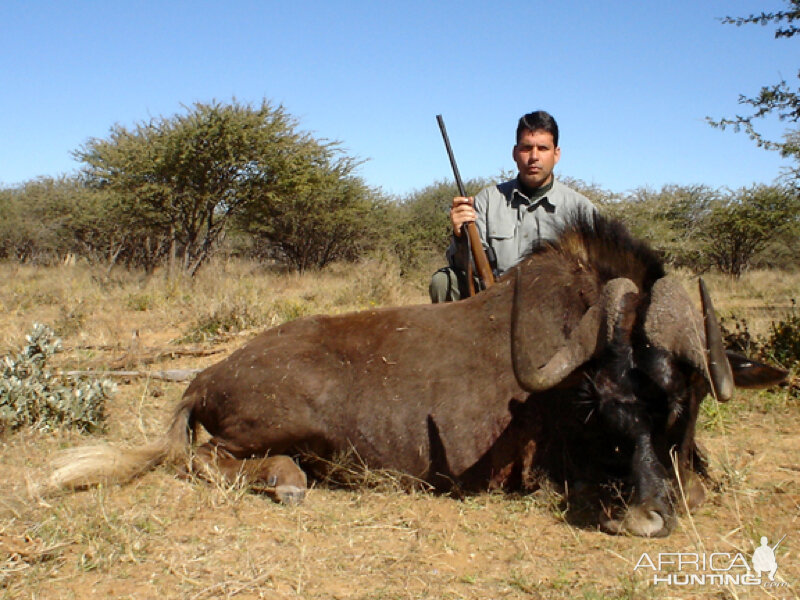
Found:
[507,215,786,536]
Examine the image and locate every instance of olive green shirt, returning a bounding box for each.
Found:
[448,178,596,276]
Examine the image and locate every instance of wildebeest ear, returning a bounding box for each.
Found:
[725,351,788,389]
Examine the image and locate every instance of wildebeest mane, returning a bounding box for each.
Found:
[528,209,665,295]
[505,210,666,366]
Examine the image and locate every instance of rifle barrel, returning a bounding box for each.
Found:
[435,114,495,291]
[436,115,467,197]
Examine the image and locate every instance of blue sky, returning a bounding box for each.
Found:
[1,1,797,197]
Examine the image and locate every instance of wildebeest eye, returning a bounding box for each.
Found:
[636,347,688,396]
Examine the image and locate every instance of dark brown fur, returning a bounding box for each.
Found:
[181,217,664,483]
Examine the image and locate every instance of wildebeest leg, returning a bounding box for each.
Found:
[425,416,456,491]
[643,348,710,515]
[192,439,307,505]
[676,467,706,513]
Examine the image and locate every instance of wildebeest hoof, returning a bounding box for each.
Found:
[272,485,305,505]
[245,455,307,493]
[600,505,671,538]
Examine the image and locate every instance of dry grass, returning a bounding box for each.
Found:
[0,256,426,354]
[1,260,798,599]
[686,269,799,338]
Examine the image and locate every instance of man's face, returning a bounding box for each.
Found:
[513,129,561,189]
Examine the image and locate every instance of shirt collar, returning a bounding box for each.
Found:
[512,176,555,203]
[510,177,556,213]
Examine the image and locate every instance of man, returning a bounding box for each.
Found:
[429,110,597,302]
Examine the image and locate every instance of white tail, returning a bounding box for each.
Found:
[45,400,193,493]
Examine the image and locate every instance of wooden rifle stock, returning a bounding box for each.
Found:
[435,115,495,295]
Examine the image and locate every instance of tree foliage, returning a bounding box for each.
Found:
[3,95,800,278]
[0,176,181,272]
[0,176,111,264]
[720,1,800,38]
[2,100,382,275]
[603,183,799,275]
[603,184,720,269]
[699,184,800,277]
[709,1,800,183]
[238,150,383,273]
[75,100,316,275]
[557,176,619,207]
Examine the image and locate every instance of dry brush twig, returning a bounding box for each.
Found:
[62,369,202,382]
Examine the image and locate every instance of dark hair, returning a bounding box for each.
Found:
[516,111,559,146]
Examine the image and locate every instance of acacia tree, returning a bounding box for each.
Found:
[239,145,382,273]
[75,100,309,276]
[0,177,94,263]
[699,184,799,277]
[0,177,149,268]
[709,1,800,183]
[604,184,720,269]
[0,185,34,261]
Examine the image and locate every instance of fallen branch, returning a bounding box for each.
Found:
[63,369,202,382]
[110,347,224,368]
[69,331,225,371]
[73,344,222,357]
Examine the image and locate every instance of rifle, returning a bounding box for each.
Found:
[435,115,495,296]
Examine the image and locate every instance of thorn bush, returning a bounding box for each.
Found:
[767,299,800,370]
[177,301,268,343]
[0,323,114,434]
[721,299,800,371]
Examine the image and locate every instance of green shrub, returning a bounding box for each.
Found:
[179,301,268,343]
[0,324,113,433]
[270,298,311,323]
[720,300,800,370]
[720,314,759,356]
[126,293,154,311]
[767,299,800,368]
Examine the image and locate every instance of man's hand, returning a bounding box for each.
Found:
[450,196,476,237]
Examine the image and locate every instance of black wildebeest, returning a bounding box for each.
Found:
[47,214,786,537]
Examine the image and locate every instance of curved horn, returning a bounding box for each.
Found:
[699,278,735,401]
[643,277,734,402]
[512,276,638,391]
